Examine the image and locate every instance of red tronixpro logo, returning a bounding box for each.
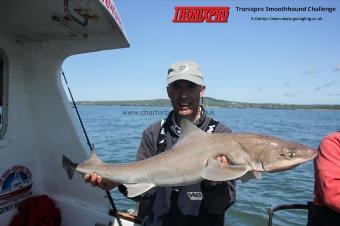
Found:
[173,6,230,23]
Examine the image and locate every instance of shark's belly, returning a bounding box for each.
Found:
[140,155,206,186]
[146,166,203,186]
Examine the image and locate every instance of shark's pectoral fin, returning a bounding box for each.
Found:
[201,159,248,181]
[240,171,262,183]
[123,183,156,198]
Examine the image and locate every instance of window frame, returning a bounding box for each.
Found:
[0,48,9,138]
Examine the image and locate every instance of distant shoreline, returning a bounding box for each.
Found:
[76,97,340,110]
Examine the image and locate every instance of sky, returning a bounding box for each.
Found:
[62,0,340,105]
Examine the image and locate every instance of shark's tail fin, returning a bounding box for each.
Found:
[62,155,78,179]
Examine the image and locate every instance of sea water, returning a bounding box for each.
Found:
[78,105,340,226]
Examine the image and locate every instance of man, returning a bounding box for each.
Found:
[85,60,236,226]
[308,131,340,226]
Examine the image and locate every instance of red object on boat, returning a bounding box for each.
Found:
[9,195,61,226]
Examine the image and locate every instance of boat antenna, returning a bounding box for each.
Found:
[61,69,123,226]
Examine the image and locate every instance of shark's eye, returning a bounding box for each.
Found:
[281,148,296,158]
[288,151,296,158]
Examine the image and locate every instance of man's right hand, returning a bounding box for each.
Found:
[84,173,119,191]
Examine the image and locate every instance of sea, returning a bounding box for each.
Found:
[77,105,340,226]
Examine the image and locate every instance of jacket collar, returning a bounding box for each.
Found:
[169,105,207,136]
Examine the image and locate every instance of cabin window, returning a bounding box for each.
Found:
[0,50,8,138]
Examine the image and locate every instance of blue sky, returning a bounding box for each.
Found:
[62,0,340,105]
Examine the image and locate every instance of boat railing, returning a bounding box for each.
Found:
[267,202,313,226]
[109,209,142,225]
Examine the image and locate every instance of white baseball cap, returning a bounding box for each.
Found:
[167,60,204,85]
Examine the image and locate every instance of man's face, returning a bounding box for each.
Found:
[167,80,205,118]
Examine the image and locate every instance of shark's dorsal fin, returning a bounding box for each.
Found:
[179,118,205,141]
[84,146,103,165]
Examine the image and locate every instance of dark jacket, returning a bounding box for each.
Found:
[120,109,236,226]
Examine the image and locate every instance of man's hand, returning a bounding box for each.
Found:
[84,173,119,191]
[202,155,230,190]
[216,155,229,165]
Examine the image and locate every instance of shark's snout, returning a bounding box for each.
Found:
[306,148,318,160]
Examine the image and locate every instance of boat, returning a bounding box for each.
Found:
[0,0,141,225]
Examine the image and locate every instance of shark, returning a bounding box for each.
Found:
[63,118,317,197]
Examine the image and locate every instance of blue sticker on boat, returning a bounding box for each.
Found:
[0,165,33,214]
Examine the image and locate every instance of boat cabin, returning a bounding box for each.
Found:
[0,0,139,225]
